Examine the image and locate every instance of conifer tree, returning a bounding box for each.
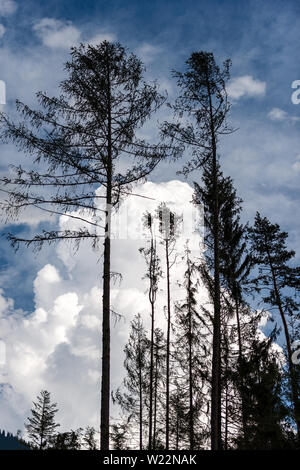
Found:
[49,428,82,450]
[113,317,167,449]
[198,170,251,441]
[110,422,130,450]
[234,329,290,449]
[152,327,166,450]
[162,51,233,449]
[82,426,98,450]
[174,245,209,449]
[112,314,149,450]
[25,390,60,450]
[248,213,300,445]
[169,383,189,449]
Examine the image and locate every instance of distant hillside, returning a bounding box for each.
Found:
[0,430,31,450]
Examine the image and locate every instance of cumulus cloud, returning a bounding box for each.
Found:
[268,107,288,120]
[0,0,17,16]
[33,18,81,49]
[0,180,206,434]
[227,75,266,100]
[268,107,300,122]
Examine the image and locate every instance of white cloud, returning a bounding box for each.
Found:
[268,107,300,122]
[258,310,271,327]
[136,43,161,64]
[0,23,5,37]
[227,75,266,100]
[268,107,288,120]
[87,32,116,46]
[33,18,81,49]
[0,0,17,16]
[0,180,206,434]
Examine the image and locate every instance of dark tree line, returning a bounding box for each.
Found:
[0,42,299,450]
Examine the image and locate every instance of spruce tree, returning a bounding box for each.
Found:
[49,428,82,450]
[110,422,130,450]
[234,329,290,449]
[169,383,190,449]
[112,314,149,450]
[198,170,251,442]
[248,213,300,445]
[25,390,60,450]
[82,426,98,450]
[152,327,166,450]
[174,245,209,449]
[162,51,233,449]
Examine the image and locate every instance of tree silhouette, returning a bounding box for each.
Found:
[162,51,233,449]
[139,212,162,449]
[112,314,149,450]
[25,390,60,450]
[248,213,300,445]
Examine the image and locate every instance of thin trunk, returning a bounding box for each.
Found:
[148,300,155,449]
[138,336,143,450]
[100,61,112,450]
[235,299,247,440]
[165,239,171,450]
[153,347,159,449]
[207,79,222,451]
[188,261,194,450]
[224,336,229,450]
[176,411,179,450]
[235,300,242,357]
[100,190,111,450]
[40,396,46,450]
[224,383,229,450]
[148,236,156,450]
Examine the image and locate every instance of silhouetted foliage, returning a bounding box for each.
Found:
[25,390,60,450]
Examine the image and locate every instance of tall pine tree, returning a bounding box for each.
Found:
[162,51,233,449]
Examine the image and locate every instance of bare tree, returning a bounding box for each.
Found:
[0,41,169,449]
[156,202,180,449]
[139,213,162,449]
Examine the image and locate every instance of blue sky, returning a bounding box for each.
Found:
[1,0,299,308]
[0,0,299,433]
